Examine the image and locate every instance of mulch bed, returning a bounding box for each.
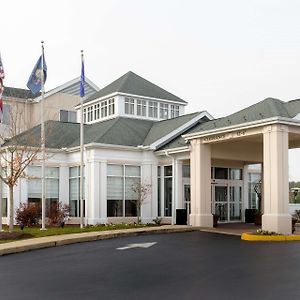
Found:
[0,232,34,240]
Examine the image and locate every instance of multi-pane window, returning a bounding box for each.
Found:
[125,97,135,115]
[87,106,93,122]
[60,110,77,123]
[101,101,108,118]
[108,98,115,115]
[160,103,169,119]
[1,168,7,217]
[170,105,180,118]
[69,166,85,217]
[107,164,141,217]
[149,101,158,118]
[95,104,100,120]
[157,166,161,216]
[83,108,87,123]
[27,166,59,206]
[137,99,147,116]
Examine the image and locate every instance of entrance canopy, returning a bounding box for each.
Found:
[181,97,300,234]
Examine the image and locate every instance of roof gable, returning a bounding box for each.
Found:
[84,71,187,104]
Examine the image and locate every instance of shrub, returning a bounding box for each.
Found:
[15,203,41,227]
[47,201,70,226]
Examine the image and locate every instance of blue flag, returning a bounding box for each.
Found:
[27,54,47,95]
[80,59,85,97]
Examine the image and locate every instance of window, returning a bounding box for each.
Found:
[214,167,228,179]
[107,164,141,217]
[149,101,158,118]
[1,178,7,217]
[69,166,85,217]
[95,104,100,120]
[183,165,190,178]
[27,166,59,207]
[164,166,172,216]
[160,103,169,119]
[125,97,135,115]
[87,106,93,122]
[83,108,87,123]
[170,105,180,118]
[229,168,243,180]
[108,98,115,115]
[60,110,77,123]
[157,166,161,216]
[2,104,11,125]
[137,99,147,116]
[101,100,108,118]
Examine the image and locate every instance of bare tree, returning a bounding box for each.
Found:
[131,181,151,224]
[0,108,43,232]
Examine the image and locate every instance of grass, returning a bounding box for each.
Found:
[0,223,157,242]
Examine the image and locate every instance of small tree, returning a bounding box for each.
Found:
[131,182,151,224]
[0,109,44,232]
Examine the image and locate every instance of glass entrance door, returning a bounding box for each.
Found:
[214,185,228,222]
[213,184,242,222]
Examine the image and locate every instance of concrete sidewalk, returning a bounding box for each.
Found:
[0,225,199,256]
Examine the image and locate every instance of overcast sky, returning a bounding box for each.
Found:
[2,0,300,179]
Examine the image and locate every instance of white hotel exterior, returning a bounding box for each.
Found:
[2,71,300,234]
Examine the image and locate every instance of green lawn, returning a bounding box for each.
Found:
[0,223,157,242]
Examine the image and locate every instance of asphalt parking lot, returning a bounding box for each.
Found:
[0,231,300,300]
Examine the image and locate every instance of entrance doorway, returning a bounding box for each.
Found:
[212,183,242,222]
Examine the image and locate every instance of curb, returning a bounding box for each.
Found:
[0,226,199,256]
[241,232,300,241]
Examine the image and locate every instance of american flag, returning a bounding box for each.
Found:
[0,52,4,123]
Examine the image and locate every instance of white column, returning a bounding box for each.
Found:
[88,160,100,225]
[262,124,291,234]
[99,161,107,224]
[59,166,69,206]
[140,163,153,223]
[190,139,213,227]
[174,160,183,210]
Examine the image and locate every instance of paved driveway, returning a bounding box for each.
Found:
[0,231,300,300]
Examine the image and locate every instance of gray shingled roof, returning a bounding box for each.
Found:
[84,71,187,104]
[3,86,37,99]
[4,112,207,149]
[160,97,300,150]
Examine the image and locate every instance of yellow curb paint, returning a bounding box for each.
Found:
[241,232,300,241]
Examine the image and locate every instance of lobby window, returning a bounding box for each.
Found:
[125,97,135,115]
[137,99,147,116]
[69,166,85,217]
[60,110,77,123]
[149,101,158,118]
[164,166,172,217]
[157,166,161,216]
[107,164,141,217]
[248,173,261,209]
[170,105,180,118]
[27,166,59,207]
[160,103,169,119]
[1,168,7,217]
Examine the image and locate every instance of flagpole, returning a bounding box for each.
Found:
[41,41,46,230]
[80,50,84,229]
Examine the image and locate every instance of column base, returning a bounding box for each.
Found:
[262,214,292,235]
[190,214,213,227]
